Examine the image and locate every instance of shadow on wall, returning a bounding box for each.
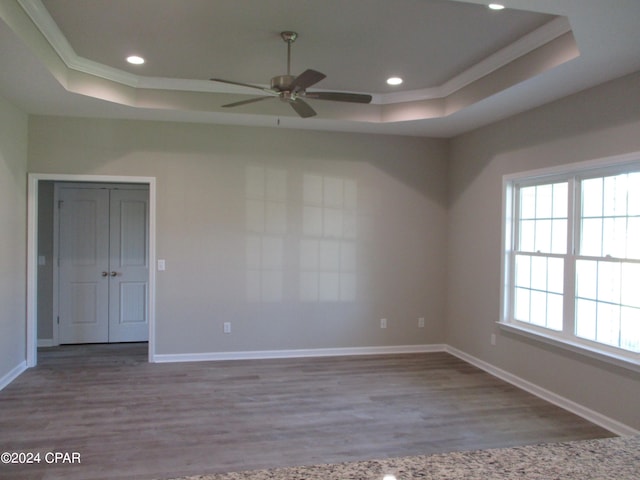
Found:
[448,70,640,206]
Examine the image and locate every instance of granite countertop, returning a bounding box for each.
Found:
[170,436,640,480]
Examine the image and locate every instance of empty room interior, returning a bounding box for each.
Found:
[1,1,639,479]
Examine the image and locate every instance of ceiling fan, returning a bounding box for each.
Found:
[210,31,372,118]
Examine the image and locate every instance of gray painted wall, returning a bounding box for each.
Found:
[28,119,449,354]
[447,71,640,430]
[0,94,27,382]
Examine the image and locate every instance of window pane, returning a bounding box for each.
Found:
[515,255,531,288]
[536,184,553,219]
[580,218,602,256]
[582,177,603,217]
[621,263,640,308]
[552,183,568,218]
[596,303,620,347]
[628,173,640,216]
[576,299,597,341]
[515,288,530,322]
[520,186,536,219]
[620,306,640,352]
[576,260,597,300]
[530,256,547,291]
[530,290,547,326]
[602,217,626,258]
[603,174,628,217]
[547,258,564,294]
[519,220,535,251]
[551,219,567,254]
[627,217,640,259]
[535,219,551,252]
[597,261,621,304]
[547,293,563,331]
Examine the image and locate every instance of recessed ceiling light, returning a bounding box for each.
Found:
[126,55,145,65]
[488,3,505,10]
[386,77,403,86]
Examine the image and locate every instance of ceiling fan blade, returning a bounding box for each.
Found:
[222,96,273,108]
[289,98,317,118]
[290,69,327,92]
[211,78,272,92]
[303,92,373,104]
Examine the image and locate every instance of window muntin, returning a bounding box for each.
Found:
[505,161,640,362]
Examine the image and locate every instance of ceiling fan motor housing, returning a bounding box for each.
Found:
[271,74,296,92]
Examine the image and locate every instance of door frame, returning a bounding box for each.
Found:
[27,173,157,366]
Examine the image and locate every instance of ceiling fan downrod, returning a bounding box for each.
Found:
[271,31,299,92]
[280,31,298,76]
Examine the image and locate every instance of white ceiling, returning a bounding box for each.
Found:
[1,0,639,137]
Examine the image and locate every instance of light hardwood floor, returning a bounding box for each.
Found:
[0,344,613,480]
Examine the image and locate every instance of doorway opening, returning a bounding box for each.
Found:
[27,174,157,367]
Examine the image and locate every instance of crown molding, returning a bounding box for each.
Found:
[379,16,571,104]
[17,0,141,87]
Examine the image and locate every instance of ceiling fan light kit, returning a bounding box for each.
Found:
[211,31,372,118]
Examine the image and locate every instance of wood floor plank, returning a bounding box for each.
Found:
[0,344,613,480]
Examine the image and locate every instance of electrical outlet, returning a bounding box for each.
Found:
[223,322,231,334]
[418,317,425,328]
[157,259,166,271]
[380,318,387,329]
[491,333,496,346]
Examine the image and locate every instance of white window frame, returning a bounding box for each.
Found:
[500,152,640,373]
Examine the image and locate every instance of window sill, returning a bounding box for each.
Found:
[497,322,640,374]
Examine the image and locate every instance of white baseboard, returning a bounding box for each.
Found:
[445,345,639,437]
[153,344,446,363]
[0,361,27,392]
[37,339,55,348]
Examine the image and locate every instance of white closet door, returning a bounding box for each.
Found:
[108,189,149,342]
[58,187,110,344]
[57,185,149,344]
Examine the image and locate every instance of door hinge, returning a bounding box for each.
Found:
[57,316,60,325]
[58,200,63,209]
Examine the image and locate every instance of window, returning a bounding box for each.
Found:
[502,154,640,368]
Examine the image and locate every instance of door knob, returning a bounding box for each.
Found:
[101,271,108,277]
[110,271,118,277]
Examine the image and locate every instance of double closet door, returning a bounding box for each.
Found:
[57,184,149,344]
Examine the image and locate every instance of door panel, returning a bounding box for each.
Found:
[58,188,110,344]
[108,189,149,342]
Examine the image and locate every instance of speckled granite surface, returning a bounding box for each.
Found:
[169,436,639,480]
